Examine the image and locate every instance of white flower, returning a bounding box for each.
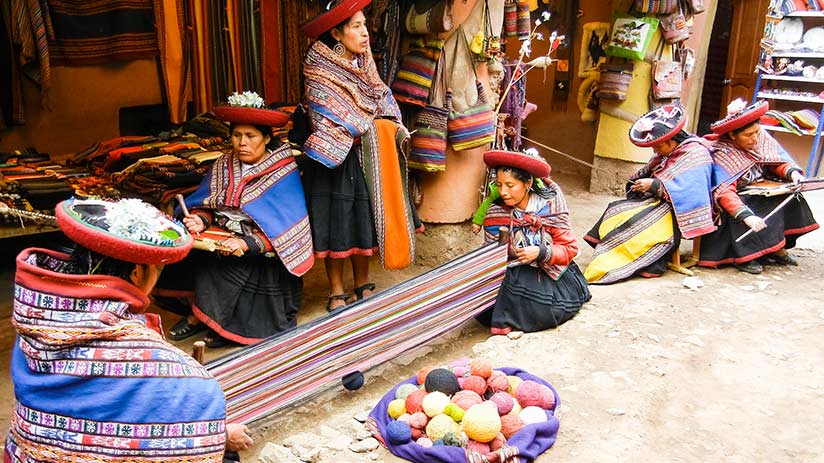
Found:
[227,91,265,109]
[525,147,540,158]
[519,40,532,58]
[726,98,747,116]
[526,56,553,68]
[105,199,167,242]
[635,118,656,133]
[535,32,544,41]
[535,11,551,26]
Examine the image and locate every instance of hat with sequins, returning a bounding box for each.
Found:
[629,104,687,147]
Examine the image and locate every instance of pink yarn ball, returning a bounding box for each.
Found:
[469,358,493,379]
[405,388,427,414]
[486,371,509,393]
[452,365,470,378]
[417,437,433,448]
[489,392,514,415]
[465,440,491,455]
[449,357,470,368]
[457,376,466,388]
[408,411,429,429]
[515,380,555,409]
[500,412,526,439]
[451,390,483,411]
[462,375,487,396]
[489,433,506,451]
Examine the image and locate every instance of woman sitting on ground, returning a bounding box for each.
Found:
[584,104,716,284]
[478,148,591,334]
[698,99,819,274]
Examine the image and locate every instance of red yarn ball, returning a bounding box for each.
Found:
[462,375,487,396]
[466,440,491,455]
[451,390,484,411]
[486,371,509,393]
[417,366,434,385]
[500,412,526,439]
[405,388,427,414]
[489,433,506,451]
[469,358,493,379]
[411,427,424,440]
[515,380,555,409]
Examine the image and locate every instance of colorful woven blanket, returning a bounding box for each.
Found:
[710,130,798,194]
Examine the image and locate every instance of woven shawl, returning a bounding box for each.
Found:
[631,137,716,239]
[185,144,314,276]
[5,248,226,463]
[710,130,797,194]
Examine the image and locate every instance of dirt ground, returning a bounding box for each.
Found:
[1,174,823,462]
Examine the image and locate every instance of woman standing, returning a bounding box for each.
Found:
[301,0,419,312]
[698,99,819,274]
[584,105,716,284]
[479,149,590,334]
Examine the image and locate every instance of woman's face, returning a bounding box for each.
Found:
[651,139,678,156]
[495,169,531,210]
[730,123,760,150]
[330,11,369,58]
[231,124,270,165]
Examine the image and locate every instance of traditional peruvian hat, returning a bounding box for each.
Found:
[484,148,551,178]
[710,99,769,135]
[301,0,372,38]
[212,91,290,128]
[629,104,687,147]
[55,198,193,265]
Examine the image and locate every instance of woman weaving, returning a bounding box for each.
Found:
[698,99,819,274]
[156,92,314,347]
[584,105,716,284]
[478,149,591,334]
[300,0,420,312]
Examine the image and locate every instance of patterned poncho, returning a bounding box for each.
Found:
[5,248,227,463]
[710,130,798,193]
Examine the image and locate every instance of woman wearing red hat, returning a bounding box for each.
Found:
[584,104,716,284]
[300,0,420,312]
[478,149,590,334]
[697,99,819,274]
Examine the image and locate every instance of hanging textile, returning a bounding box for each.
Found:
[3,0,51,119]
[207,242,508,424]
[154,0,189,123]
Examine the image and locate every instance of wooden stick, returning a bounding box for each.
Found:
[192,340,206,364]
[735,193,797,243]
[175,194,190,217]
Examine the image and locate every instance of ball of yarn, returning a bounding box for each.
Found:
[519,406,548,425]
[443,402,465,422]
[509,400,522,417]
[426,414,460,442]
[500,412,525,439]
[411,427,423,440]
[425,368,461,396]
[452,365,470,378]
[507,375,523,396]
[449,357,470,368]
[469,358,493,379]
[452,390,483,411]
[466,440,491,455]
[416,437,433,448]
[489,433,506,451]
[388,399,407,419]
[515,380,555,410]
[442,431,463,447]
[422,391,450,417]
[462,404,502,443]
[342,371,364,390]
[486,371,509,393]
[386,420,412,445]
[395,383,419,401]
[462,375,487,396]
[407,411,429,429]
[405,388,427,414]
[489,392,514,416]
[417,366,434,385]
[397,413,411,423]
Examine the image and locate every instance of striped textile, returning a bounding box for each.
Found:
[447,81,495,151]
[392,39,444,108]
[409,101,449,171]
[207,242,508,424]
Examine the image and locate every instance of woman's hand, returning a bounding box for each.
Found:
[790,170,805,185]
[471,223,481,235]
[225,423,253,452]
[183,216,205,234]
[630,178,654,194]
[220,237,249,256]
[743,215,767,232]
[514,245,540,264]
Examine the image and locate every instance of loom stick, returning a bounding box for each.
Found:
[734,193,798,243]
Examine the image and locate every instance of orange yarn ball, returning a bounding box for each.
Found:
[462,375,487,396]
[466,440,491,455]
[489,433,506,451]
[500,412,526,439]
[469,358,493,379]
[417,366,434,385]
[405,388,427,414]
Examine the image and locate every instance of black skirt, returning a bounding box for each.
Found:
[477,262,592,333]
[699,193,819,266]
[302,151,378,258]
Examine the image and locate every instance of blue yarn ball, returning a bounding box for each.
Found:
[386,420,412,445]
[342,371,365,391]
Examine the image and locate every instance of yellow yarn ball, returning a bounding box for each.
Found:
[461,403,502,443]
[426,414,460,442]
[388,399,408,419]
[507,376,523,396]
[422,391,450,417]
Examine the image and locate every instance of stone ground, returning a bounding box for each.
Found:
[1,174,823,462]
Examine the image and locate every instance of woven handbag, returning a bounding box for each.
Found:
[633,0,678,14]
[598,63,635,100]
[445,28,495,151]
[405,0,453,35]
[409,54,451,172]
[391,38,445,108]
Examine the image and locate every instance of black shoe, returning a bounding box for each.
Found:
[769,252,798,266]
[168,317,206,341]
[735,260,763,274]
[353,283,376,301]
[326,294,350,313]
[203,330,238,348]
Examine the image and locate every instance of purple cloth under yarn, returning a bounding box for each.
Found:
[368,367,560,463]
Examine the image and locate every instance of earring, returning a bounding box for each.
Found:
[333,41,346,56]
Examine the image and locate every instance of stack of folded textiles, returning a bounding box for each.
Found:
[762,109,820,135]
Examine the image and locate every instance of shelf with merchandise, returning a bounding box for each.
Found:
[761,74,824,82]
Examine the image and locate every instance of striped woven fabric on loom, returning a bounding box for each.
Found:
[207,243,508,424]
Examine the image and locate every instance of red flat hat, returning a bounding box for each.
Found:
[212,105,291,128]
[55,198,193,265]
[629,104,687,147]
[301,0,372,38]
[484,149,551,178]
[711,100,769,135]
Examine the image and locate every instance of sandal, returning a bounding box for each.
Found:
[353,283,376,301]
[767,251,798,266]
[203,330,237,348]
[326,294,351,313]
[734,260,763,274]
[168,317,206,341]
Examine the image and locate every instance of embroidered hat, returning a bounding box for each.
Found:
[710,99,769,135]
[212,91,290,128]
[55,198,193,265]
[301,0,372,38]
[629,104,687,147]
[484,148,551,178]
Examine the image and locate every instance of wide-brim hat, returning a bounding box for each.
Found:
[629,104,687,147]
[301,0,372,38]
[55,198,193,265]
[483,149,551,178]
[710,100,769,135]
[212,106,290,128]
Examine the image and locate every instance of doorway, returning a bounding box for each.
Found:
[697,0,733,134]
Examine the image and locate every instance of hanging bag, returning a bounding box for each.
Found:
[598,63,635,100]
[659,2,690,44]
[652,41,683,99]
[409,53,451,172]
[405,0,454,35]
[391,38,445,107]
[446,28,496,151]
[633,0,678,14]
[604,15,659,61]
[682,0,705,15]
